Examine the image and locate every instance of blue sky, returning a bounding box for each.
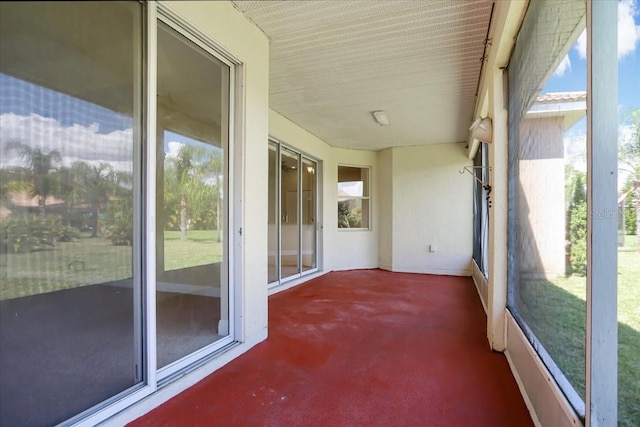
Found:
[545,0,640,126]
[0,73,132,134]
[540,0,640,189]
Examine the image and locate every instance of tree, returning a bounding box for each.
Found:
[619,108,640,251]
[5,141,62,215]
[72,162,117,237]
[165,145,197,241]
[164,143,221,241]
[565,165,587,275]
[196,148,223,242]
[0,167,31,205]
[51,166,81,226]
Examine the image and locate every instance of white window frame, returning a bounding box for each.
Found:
[337,164,372,231]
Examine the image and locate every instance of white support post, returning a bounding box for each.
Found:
[586,1,618,425]
[487,68,508,351]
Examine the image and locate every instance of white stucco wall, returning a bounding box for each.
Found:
[331,147,379,270]
[390,143,473,276]
[377,148,393,271]
[269,110,379,273]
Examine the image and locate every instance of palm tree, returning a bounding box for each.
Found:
[164,144,220,241]
[173,145,197,241]
[5,141,62,215]
[195,148,223,242]
[51,166,81,226]
[72,161,117,237]
[619,108,640,251]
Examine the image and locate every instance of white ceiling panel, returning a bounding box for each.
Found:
[232,0,494,150]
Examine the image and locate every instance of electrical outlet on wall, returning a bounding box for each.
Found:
[429,244,436,252]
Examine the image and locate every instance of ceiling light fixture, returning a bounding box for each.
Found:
[372,110,390,126]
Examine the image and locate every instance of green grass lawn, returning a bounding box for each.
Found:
[163,230,222,271]
[0,229,222,300]
[517,236,639,426]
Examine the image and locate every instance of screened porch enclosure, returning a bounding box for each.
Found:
[0,1,636,426]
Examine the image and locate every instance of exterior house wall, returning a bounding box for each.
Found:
[331,147,379,270]
[389,143,473,276]
[516,116,566,279]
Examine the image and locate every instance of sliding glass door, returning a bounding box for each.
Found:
[280,148,300,280]
[155,20,232,372]
[0,3,236,425]
[0,2,143,425]
[268,139,318,285]
[268,143,279,283]
[301,158,317,273]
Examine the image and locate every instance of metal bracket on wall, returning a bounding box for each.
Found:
[458,166,492,207]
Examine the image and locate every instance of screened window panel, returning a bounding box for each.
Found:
[0,2,144,425]
[507,0,588,415]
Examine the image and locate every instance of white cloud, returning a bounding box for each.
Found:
[165,141,185,159]
[576,29,587,59]
[574,0,640,60]
[619,0,640,58]
[619,122,637,146]
[338,181,363,197]
[563,132,587,168]
[554,54,572,77]
[0,113,134,171]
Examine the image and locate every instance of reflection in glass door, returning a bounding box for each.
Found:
[0,2,143,426]
[280,148,300,280]
[301,158,317,273]
[155,21,231,371]
[268,143,279,283]
[267,139,318,285]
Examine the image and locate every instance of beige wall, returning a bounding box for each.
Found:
[270,112,472,276]
[269,110,379,274]
[378,143,473,276]
[377,148,393,271]
[516,116,566,278]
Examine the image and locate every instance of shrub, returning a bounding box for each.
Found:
[625,196,637,235]
[568,201,587,276]
[104,198,133,246]
[1,216,72,253]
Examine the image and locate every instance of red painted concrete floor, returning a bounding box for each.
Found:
[130,270,533,427]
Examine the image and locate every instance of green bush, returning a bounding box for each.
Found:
[625,197,637,236]
[56,224,80,242]
[568,201,587,276]
[1,215,74,253]
[104,198,133,246]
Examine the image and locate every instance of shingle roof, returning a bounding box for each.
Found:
[536,91,587,103]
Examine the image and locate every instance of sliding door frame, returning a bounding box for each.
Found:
[67,2,245,425]
[154,3,238,382]
[268,137,319,288]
